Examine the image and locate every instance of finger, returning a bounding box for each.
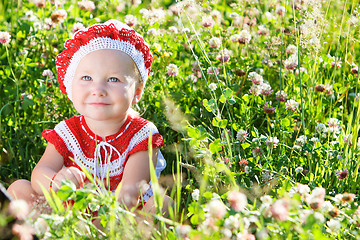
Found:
[61,168,81,188]
[68,167,85,188]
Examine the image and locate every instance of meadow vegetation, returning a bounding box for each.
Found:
[1,0,360,239]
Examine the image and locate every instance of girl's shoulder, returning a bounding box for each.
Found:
[128,115,159,132]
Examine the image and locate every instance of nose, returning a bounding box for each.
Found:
[91,81,107,97]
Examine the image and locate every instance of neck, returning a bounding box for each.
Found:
[83,115,128,140]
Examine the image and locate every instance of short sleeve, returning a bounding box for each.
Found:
[42,129,72,160]
[128,132,164,156]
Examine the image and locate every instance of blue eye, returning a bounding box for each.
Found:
[82,76,92,81]
[108,77,120,82]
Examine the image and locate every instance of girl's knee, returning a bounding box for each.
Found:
[7,179,35,202]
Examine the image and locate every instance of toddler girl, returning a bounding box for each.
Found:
[7,19,170,215]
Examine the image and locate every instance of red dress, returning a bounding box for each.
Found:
[42,114,166,201]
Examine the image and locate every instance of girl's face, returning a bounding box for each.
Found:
[72,49,143,123]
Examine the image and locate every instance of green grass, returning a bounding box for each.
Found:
[1,0,360,239]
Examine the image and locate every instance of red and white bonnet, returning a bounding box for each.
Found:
[55,19,153,101]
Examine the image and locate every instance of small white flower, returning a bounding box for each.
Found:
[229,12,239,19]
[147,28,159,35]
[209,83,217,91]
[327,219,341,233]
[42,69,54,78]
[244,166,252,174]
[286,44,297,54]
[236,130,248,143]
[314,212,325,223]
[295,166,303,174]
[168,26,178,34]
[285,99,299,111]
[207,199,227,219]
[265,136,279,148]
[322,201,334,212]
[8,200,29,220]
[315,123,327,133]
[192,189,200,201]
[208,37,221,48]
[166,64,179,76]
[247,72,263,85]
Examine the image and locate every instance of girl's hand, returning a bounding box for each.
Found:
[51,166,86,191]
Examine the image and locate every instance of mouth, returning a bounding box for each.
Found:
[88,102,110,106]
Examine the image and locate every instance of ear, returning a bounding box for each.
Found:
[132,83,144,104]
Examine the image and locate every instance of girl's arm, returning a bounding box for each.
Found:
[118,148,159,209]
[31,143,85,194]
[31,143,64,194]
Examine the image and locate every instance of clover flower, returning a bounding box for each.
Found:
[328,118,341,133]
[166,64,179,76]
[315,123,326,133]
[275,90,287,102]
[310,137,319,143]
[286,44,297,54]
[78,0,95,11]
[223,215,240,231]
[32,0,46,7]
[327,219,341,234]
[230,34,241,43]
[0,31,11,44]
[12,223,35,240]
[71,22,85,33]
[238,29,251,44]
[351,64,359,74]
[252,147,263,159]
[336,169,348,180]
[192,189,200,201]
[168,26,178,34]
[247,72,263,85]
[307,187,325,210]
[9,200,30,220]
[285,99,299,111]
[169,3,182,16]
[257,25,269,35]
[270,199,289,221]
[202,15,215,28]
[260,83,273,96]
[263,102,276,114]
[343,134,353,147]
[275,5,286,16]
[265,11,275,20]
[210,10,221,21]
[295,166,303,174]
[236,130,248,143]
[175,225,192,239]
[207,67,219,75]
[209,83,217,91]
[238,159,248,172]
[207,199,227,219]
[324,84,333,95]
[124,14,137,27]
[229,12,239,18]
[228,191,247,212]
[249,84,261,96]
[266,136,279,148]
[216,49,231,63]
[50,9,67,24]
[284,54,298,70]
[315,84,326,92]
[42,69,54,78]
[146,28,158,36]
[208,37,221,48]
[244,166,252,174]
